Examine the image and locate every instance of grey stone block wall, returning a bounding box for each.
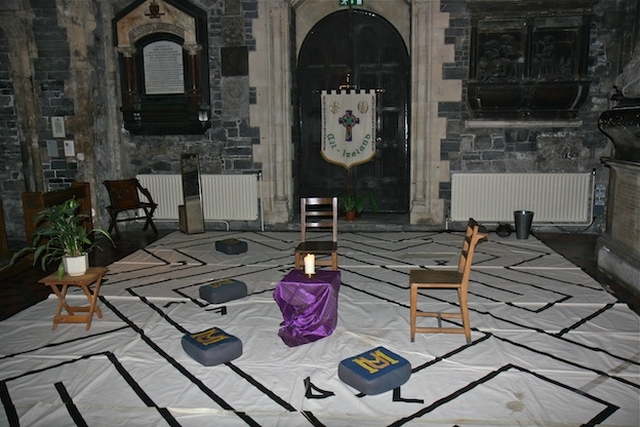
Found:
[31,0,77,193]
[0,0,636,243]
[0,27,25,241]
[120,0,261,179]
[437,0,628,229]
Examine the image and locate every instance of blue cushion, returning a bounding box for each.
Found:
[215,238,248,254]
[199,279,247,304]
[181,327,242,366]
[338,347,411,395]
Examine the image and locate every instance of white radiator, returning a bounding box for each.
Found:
[136,174,260,222]
[450,173,594,224]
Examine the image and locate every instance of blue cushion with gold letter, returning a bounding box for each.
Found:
[338,346,411,395]
[181,327,242,366]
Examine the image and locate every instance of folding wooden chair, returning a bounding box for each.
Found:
[294,197,339,271]
[103,178,158,239]
[409,218,487,343]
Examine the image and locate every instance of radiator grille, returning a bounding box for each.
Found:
[450,173,593,223]
[136,174,259,221]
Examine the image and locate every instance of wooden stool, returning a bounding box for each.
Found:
[38,267,108,330]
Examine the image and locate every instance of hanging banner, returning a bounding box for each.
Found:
[321,89,376,169]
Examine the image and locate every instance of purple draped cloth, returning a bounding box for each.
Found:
[273,269,341,347]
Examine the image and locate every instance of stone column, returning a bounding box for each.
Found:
[55,0,106,223]
[250,0,293,224]
[409,0,459,225]
[0,8,42,192]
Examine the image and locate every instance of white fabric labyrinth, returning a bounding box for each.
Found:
[1,230,638,426]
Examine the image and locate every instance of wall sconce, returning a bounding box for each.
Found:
[199,107,210,128]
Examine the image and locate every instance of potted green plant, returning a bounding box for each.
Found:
[12,198,114,279]
[338,193,378,221]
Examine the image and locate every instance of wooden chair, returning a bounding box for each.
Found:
[409,218,487,343]
[294,197,339,271]
[103,178,158,239]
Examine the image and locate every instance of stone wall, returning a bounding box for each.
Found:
[437,0,629,230]
[0,0,637,246]
[30,0,77,191]
[0,0,80,242]
[116,0,261,177]
[0,26,24,238]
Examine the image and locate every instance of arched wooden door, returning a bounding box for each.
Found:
[296,9,410,213]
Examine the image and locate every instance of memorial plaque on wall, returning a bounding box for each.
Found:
[143,40,185,94]
[114,0,210,134]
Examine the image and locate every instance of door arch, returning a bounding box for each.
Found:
[296,9,410,213]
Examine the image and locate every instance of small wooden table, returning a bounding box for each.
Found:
[38,267,108,330]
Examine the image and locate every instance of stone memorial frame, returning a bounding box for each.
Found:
[466,0,598,120]
[113,0,210,134]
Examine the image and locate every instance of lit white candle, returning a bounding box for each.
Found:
[304,253,315,275]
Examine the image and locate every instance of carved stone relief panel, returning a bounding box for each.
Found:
[467,0,597,120]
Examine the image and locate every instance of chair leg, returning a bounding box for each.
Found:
[409,284,417,342]
[294,253,301,269]
[331,253,338,270]
[142,208,158,234]
[108,212,121,240]
[112,222,121,240]
[458,288,471,344]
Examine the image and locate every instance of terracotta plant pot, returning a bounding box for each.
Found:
[345,211,357,222]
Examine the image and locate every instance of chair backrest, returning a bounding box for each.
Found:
[300,197,338,242]
[458,218,488,284]
[104,179,152,209]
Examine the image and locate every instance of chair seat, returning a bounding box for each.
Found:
[107,201,155,212]
[409,270,463,285]
[295,241,338,254]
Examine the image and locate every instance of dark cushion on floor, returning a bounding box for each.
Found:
[338,346,411,395]
[182,327,242,366]
[215,238,248,254]
[199,279,247,304]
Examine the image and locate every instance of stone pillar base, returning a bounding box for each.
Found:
[597,235,640,295]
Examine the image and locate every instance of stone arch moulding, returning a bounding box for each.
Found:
[250,0,453,226]
[113,0,210,135]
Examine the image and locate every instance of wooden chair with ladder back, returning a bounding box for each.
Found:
[409,218,488,344]
[294,197,339,271]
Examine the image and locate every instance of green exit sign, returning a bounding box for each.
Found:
[339,0,363,6]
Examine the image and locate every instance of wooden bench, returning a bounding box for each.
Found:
[21,182,93,245]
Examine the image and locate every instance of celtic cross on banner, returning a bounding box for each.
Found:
[321,89,376,169]
[339,110,359,141]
